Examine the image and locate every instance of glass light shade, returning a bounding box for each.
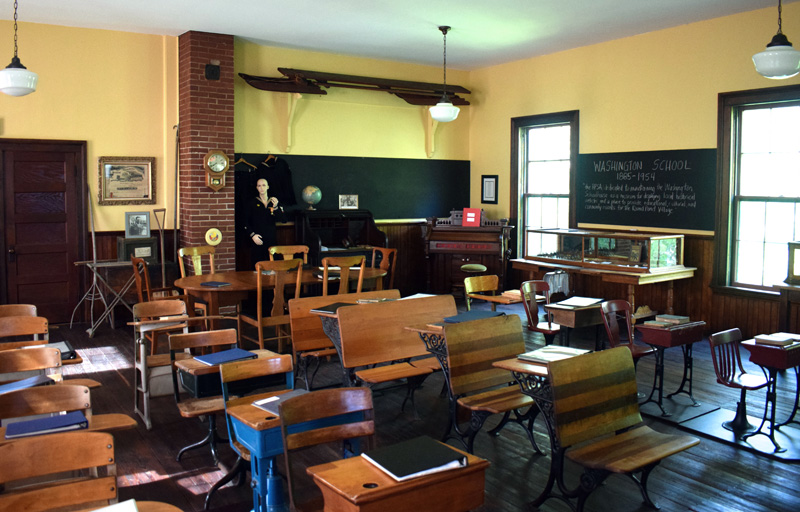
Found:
[430,102,460,122]
[0,65,38,96]
[753,33,800,79]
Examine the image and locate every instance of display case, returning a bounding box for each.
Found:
[527,228,685,273]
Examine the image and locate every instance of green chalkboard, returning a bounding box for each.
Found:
[576,149,716,232]
[234,154,470,219]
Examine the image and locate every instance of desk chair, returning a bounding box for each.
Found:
[708,328,770,437]
[545,347,699,511]
[133,300,191,430]
[600,300,655,368]
[321,255,365,296]
[464,274,499,311]
[521,280,561,345]
[370,246,397,290]
[0,304,37,317]
[239,259,303,352]
[0,315,48,348]
[178,246,216,318]
[0,346,100,389]
[269,244,310,264]
[168,329,235,465]
[279,387,375,512]
[218,354,294,511]
[0,432,118,512]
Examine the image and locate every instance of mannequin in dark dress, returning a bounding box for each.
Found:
[243,178,287,265]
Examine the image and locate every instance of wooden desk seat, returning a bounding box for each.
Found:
[336,295,457,411]
[546,346,699,511]
[441,315,540,454]
[288,289,402,390]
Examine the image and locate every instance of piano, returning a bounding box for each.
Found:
[424,211,513,295]
[294,209,388,265]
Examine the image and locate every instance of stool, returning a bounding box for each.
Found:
[454,263,487,299]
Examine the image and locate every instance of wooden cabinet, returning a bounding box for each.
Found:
[423,213,513,295]
[295,209,387,265]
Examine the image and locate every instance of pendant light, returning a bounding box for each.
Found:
[753,0,800,79]
[0,0,38,96]
[429,26,459,123]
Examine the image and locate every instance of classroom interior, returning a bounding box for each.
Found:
[2,2,800,511]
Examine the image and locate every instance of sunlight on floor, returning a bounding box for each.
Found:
[61,346,133,374]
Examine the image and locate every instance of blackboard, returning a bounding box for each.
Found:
[576,149,716,232]
[234,154,470,219]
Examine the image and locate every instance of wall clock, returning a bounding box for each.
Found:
[204,149,230,191]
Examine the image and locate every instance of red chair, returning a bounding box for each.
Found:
[520,280,561,345]
[708,328,770,437]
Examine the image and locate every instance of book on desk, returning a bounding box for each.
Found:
[252,388,309,416]
[200,281,231,288]
[194,347,257,366]
[755,332,800,348]
[4,410,88,439]
[309,302,356,315]
[443,310,505,323]
[654,314,690,325]
[551,296,603,308]
[518,345,591,364]
[361,435,468,482]
[0,374,53,396]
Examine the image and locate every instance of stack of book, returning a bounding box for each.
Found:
[643,314,690,328]
[754,332,800,349]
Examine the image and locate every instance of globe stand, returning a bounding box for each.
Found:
[302,185,321,210]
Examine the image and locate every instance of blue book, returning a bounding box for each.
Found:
[194,347,257,366]
[0,374,53,396]
[5,410,88,439]
[200,281,231,288]
[443,310,505,323]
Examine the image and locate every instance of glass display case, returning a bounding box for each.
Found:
[527,228,685,273]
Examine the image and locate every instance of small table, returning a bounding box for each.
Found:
[636,321,706,417]
[741,340,800,452]
[543,303,603,348]
[306,448,489,512]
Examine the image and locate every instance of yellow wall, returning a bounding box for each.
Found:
[469,5,800,219]
[234,41,470,160]
[0,23,178,231]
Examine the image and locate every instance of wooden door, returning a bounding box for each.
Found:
[1,140,86,323]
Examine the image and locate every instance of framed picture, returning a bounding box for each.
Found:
[125,211,150,239]
[98,156,156,205]
[339,194,358,209]
[481,175,498,204]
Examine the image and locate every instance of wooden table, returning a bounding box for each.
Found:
[741,340,800,452]
[543,303,603,348]
[636,321,706,417]
[175,268,386,330]
[306,448,489,512]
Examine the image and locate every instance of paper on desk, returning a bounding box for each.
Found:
[555,296,603,307]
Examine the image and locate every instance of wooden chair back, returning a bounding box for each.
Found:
[132,257,194,310]
[0,347,61,383]
[464,274,499,310]
[168,328,238,403]
[0,384,92,423]
[600,299,635,349]
[520,280,551,326]
[0,304,37,317]
[132,298,189,356]
[257,259,303,318]
[0,431,117,512]
[178,245,216,277]
[269,244,309,264]
[335,294,457,369]
[321,255,365,295]
[0,315,49,342]
[708,328,747,386]
[548,346,641,448]
[279,387,375,511]
[370,247,397,289]
[443,315,525,397]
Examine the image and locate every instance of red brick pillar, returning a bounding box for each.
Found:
[178,31,235,272]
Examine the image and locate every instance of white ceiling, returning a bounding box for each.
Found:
[0,0,790,70]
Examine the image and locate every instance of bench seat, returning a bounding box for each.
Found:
[355,362,432,384]
[457,385,535,414]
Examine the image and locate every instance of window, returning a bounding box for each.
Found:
[717,86,800,291]
[511,111,579,258]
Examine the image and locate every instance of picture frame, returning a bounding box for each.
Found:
[481,175,498,204]
[98,156,156,205]
[339,194,359,210]
[125,211,151,239]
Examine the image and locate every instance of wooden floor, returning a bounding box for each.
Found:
[48,302,800,512]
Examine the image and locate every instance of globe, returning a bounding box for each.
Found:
[302,185,322,210]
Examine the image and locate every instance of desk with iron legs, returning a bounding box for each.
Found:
[543,303,604,349]
[635,321,706,417]
[740,340,800,453]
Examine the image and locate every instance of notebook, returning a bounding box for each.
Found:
[200,281,232,288]
[361,436,468,482]
[309,302,355,315]
[22,340,76,360]
[517,345,591,364]
[443,310,505,323]
[194,347,257,366]
[252,388,310,416]
[5,410,89,439]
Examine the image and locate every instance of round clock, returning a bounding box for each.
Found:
[203,149,230,191]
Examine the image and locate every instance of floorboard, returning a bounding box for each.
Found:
[41,301,800,512]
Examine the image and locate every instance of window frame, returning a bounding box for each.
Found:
[714,84,800,293]
[510,111,579,259]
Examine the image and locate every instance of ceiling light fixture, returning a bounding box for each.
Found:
[753,0,800,79]
[0,0,37,96]
[429,26,459,123]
